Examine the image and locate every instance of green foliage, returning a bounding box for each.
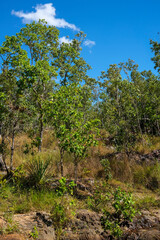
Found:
[150,39,160,72]
[54,31,92,86]
[56,177,68,196]
[68,181,77,195]
[86,181,111,212]
[11,165,26,187]
[56,177,76,196]
[112,187,136,222]
[86,181,136,238]
[98,60,160,152]
[0,179,8,199]
[0,24,160,240]
[29,226,39,239]
[0,32,31,170]
[0,221,19,235]
[50,201,67,238]
[0,210,19,235]
[49,83,99,179]
[101,187,136,238]
[50,197,75,240]
[102,219,123,238]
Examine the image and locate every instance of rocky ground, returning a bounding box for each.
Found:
[0,208,160,240]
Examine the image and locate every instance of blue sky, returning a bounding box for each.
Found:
[1,0,160,78]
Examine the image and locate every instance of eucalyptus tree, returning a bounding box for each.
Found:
[16,21,95,152]
[54,32,91,86]
[0,35,29,170]
[16,20,59,151]
[0,80,9,172]
[54,32,97,117]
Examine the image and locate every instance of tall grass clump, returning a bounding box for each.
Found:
[24,155,53,188]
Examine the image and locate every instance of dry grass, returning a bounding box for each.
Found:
[4,134,31,167]
[42,129,57,150]
[2,131,160,188]
[131,164,146,186]
[134,136,160,154]
[109,155,133,183]
[132,186,160,209]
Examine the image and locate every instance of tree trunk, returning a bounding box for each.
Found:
[1,135,9,174]
[38,112,43,152]
[60,148,64,177]
[10,131,15,171]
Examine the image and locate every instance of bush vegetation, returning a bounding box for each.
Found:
[0,20,160,239]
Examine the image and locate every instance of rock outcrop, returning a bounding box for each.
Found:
[0,207,160,239]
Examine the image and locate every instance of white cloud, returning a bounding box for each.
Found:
[11,3,79,31]
[84,39,96,48]
[59,36,72,44]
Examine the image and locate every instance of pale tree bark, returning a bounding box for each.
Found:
[1,134,9,174]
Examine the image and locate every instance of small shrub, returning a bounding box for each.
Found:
[101,187,136,238]
[51,201,67,229]
[112,187,136,222]
[56,177,68,196]
[50,198,75,240]
[56,177,76,196]
[11,165,26,189]
[0,179,8,199]
[2,210,19,235]
[29,226,39,239]
[86,181,111,212]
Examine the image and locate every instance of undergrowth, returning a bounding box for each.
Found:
[0,132,160,239]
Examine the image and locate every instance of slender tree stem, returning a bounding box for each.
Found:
[10,131,15,171]
[38,110,43,152]
[1,135,9,174]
